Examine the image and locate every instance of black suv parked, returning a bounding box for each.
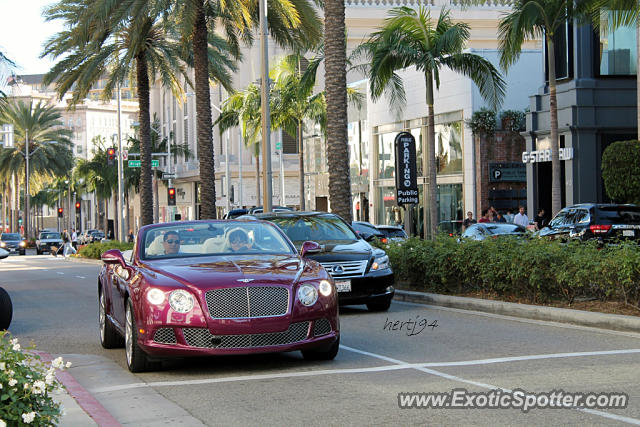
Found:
[538,204,640,242]
[247,211,395,311]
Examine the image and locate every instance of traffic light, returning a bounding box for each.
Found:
[167,187,176,206]
[75,202,81,214]
[57,207,63,218]
[107,147,116,166]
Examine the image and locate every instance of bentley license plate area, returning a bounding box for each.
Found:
[335,280,351,293]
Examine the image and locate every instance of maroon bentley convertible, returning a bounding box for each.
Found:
[99,220,339,372]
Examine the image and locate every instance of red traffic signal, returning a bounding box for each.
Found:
[57,207,63,218]
[167,187,176,206]
[75,202,81,213]
[107,147,116,166]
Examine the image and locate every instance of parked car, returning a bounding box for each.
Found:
[438,220,464,236]
[376,225,408,242]
[81,230,105,244]
[248,206,294,215]
[0,233,26,255]
[460,223,528,241]
[249,211,395,312]
[351,221,388,243]
[223,208,249,219]
[98,220,339,372]
[538,203,640,243]
[0,287,12,330]
[36,231,64,255]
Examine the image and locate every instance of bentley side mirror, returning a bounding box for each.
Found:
[101,249,126,267]
[301,241,322,258]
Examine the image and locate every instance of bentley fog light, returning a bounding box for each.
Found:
[169,290,194,313]
[318,280,332,297]
[146,288,165,305]
[298,284,318,306]
[372,255,390,270]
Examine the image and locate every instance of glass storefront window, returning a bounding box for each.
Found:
[600,11,637,76]
[436,183,463,232]
[377,187,402,226]
[378,133,396,179]
[435,121,463,175]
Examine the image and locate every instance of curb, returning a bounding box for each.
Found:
[394,289,640,333]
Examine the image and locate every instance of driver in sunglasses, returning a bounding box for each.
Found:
[162,230,181,255]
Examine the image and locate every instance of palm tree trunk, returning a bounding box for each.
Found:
[113,191,119,242]
[548,36,561,216]
[136,53,154,226]
[255,154,261,206]
[325,0,352,222]
[126,192,131,235]
[193,0,217,219]
[103,198,108,233]
[1,182,5,233]
[425,73,437,239]
[298,121,305,210]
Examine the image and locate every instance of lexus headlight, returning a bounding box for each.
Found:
[19,241,26,247]
[297,284,318,306]
[0,242,5,248]
[318,280,332,297]
[372,255,390,270]
[169,290,194,313]
[146,288,165,305]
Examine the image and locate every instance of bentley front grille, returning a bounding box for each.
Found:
[182,322,310,349]
[319,260,369,278]
[153,328,177,344]
[313,319,332,337]
[205,286,289,319]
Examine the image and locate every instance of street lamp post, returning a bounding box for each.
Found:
[259,0,273,213]
[116,82,125,241]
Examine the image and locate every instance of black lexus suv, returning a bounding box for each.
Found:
[538,204,640,242]
[246,211,395,311]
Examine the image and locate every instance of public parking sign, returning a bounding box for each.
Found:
[394,131,419,205]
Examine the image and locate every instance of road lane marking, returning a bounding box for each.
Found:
[395,300,640,340]
[75,276,86,279]
[57,272,65,275]
[91,347,640,393]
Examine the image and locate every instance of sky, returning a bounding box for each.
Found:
[0,0,64,76]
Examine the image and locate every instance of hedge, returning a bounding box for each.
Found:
[77,241,134,259]
[377,237,640,310]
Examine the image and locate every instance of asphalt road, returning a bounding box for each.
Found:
[2,252,640,426]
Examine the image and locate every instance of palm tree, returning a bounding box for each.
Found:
[0,50,15,98]
[42,0,202,226]
[270,54,327,211]
[0,100,74,238]
[498,0,591,216]
[160,0,322,218]
[324,0,351,222]
[216,84,266,206]
[357,7,505,238]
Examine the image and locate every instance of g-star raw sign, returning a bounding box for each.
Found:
[522,147,574,163]
[394,132,419,205]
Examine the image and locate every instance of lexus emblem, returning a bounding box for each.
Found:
[332,265,344,274]
[237,278,254,283]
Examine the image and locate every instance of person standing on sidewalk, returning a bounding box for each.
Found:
[462,211,476,231]
[514,206,529,228]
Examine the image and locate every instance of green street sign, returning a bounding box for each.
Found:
[275,141,282,151]
[128,160,159,167]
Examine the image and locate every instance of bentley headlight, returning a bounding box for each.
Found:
[169,290,194,313]
[146,288,165,305]
[372,255,390,270]
[297,284,318,306]
[318,280,332,297]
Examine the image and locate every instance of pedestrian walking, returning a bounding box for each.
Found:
[62,229,76,258]
[71,229,78,250]
[128,229,135,243]
[514,206,529,228]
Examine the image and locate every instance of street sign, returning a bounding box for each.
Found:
[128,160,159,167]
[162,172,176,179]
[122,150,128,161]
[394,132,419,205]
[275,141,282,151]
